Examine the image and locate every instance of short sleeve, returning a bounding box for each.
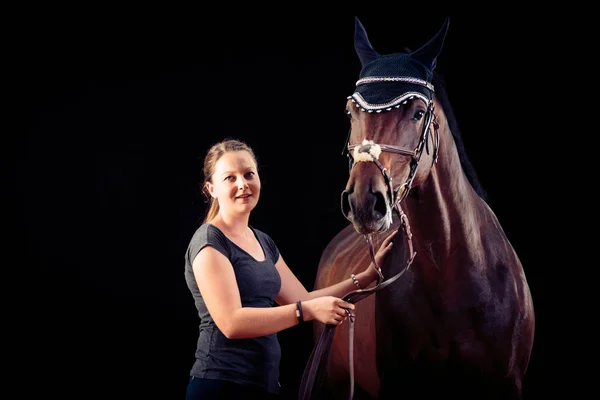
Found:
[187,224,231,266]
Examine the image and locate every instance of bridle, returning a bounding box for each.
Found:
[344,93,440,208]
[298,87,440,400]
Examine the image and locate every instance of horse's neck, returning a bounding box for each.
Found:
[404,125,489,264]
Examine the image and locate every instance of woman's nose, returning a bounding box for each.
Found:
[238,178,248,189]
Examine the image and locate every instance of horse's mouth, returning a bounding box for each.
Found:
[349,212,391,235]
[342,186,393,234]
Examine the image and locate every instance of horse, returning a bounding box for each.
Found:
[301,18,535,400]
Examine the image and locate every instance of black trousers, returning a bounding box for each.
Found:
[185,376,279,400]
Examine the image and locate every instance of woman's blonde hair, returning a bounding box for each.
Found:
[201,139,258,223]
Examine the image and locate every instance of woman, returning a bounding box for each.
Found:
[184,139,397,399]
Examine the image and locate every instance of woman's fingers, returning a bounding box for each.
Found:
[330,303,351,322]
[383,229,399,245]
[338,300,355,310]
[319,297,356,325]
[376,231,397,256]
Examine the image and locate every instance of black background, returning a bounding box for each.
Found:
[12,8,549,399]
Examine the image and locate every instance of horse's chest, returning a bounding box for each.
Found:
[376,267,495,364]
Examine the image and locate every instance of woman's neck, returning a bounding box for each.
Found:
[210,215,250,237]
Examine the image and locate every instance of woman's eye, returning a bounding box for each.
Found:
[245,172,255,179]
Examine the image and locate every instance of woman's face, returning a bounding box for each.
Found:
[206,150,260,216]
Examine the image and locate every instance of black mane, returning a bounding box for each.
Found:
[432,71,488,201]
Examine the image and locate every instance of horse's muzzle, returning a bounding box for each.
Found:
[341,188,390,234]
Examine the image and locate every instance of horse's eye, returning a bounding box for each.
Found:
[344,108,352,119]
[412,110,425,121]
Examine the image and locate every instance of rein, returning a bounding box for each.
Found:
[298,106,439,400]
[298,204,416,400]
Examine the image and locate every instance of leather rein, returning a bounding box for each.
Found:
[298,104,439,400]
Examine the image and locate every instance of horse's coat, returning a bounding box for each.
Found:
[309,18,535,400]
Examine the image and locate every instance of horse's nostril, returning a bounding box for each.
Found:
[373,191,387,220]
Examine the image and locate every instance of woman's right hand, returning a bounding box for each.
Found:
[301,296,355,325]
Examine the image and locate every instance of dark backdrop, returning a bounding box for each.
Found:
[12,9,547,399]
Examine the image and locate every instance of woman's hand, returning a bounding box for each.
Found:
[301,296,355,325]
[360,229,398,285]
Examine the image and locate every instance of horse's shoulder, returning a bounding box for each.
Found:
[320,225,360,260]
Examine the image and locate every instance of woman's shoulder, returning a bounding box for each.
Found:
[189,223,230,248]
[186,223,232,264]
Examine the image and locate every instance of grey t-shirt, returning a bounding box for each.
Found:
[184,223,282,393]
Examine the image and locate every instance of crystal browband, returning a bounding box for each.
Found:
[348,91,431,112]
[356,76,435,92]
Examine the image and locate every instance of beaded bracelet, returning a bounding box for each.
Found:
[350,273,362,289]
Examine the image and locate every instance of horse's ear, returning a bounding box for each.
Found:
[354,17,380,67]
[410,17,450,71]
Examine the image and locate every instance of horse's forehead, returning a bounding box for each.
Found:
[347,96,427,118]
[351,98,426,133]
[349,91,431,115]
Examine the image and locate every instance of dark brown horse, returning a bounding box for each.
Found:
[304,18,535,400]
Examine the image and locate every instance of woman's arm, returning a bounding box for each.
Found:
[274,229,398,304]
[193,246,298,339]
[193,246,351,339]
[274,255,363,303]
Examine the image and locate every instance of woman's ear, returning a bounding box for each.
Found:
[205,182,216,198]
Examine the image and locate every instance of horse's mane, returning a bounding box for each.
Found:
[432,71,488,201]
